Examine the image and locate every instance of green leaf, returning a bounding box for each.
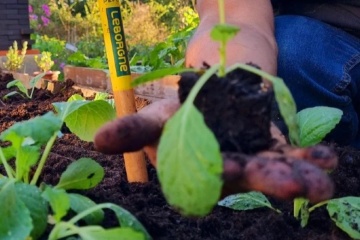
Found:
[218,192,280,212]
[293,198,310,227]
[300,201,310,228]
[77,226,145,240]
[3,91,24,99]
[42,186,70,222]
[15,182,48,239]
[108,204,152,240]
[55,158,104,190]
[6,80,29,97]
[157,64,223,217]
[270,78,300,146]
[297,106,343,147]
[293,198,308,219]
[94,92,109,101]
[327,197,360,239]
[0,179,32,240]
[53,100,116,142]
[15,145,40,181]
[68,193,104,225]
[158,105,223,216]
[131,67,197,86]
[210,24,240,43]
[68,93,85,102]
[52,100,89,121]
[30,72,46,88]
[0,111,62,146]
[69,193,104,225]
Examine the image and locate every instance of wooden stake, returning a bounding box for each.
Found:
[98,0,148,182]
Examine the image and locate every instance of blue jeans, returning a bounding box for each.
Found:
[274,15,360,148]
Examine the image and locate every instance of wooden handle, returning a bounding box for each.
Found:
[98,0,148,182]
[114,89,148,182]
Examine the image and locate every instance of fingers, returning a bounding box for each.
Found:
[94,99,180,154]
[221,150,335,203]
[267,144,338,170]
[270,122,286,144]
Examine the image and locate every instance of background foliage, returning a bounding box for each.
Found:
[28,0,199,70]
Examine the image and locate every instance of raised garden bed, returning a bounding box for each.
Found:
[63,65,180,101]
[0,71,359,239]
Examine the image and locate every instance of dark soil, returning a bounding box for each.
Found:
[1,71,359,240]
[178,64,273,154]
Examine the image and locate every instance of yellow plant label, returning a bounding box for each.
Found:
[98,0,131,91]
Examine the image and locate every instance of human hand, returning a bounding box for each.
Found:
[94,98,337,203]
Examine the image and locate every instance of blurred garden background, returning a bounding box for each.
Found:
[28,0,199,75]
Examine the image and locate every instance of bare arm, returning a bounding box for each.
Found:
[186,0,277,75]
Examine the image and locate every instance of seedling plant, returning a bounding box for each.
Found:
[3,72,46,100]
[131,0,360,239]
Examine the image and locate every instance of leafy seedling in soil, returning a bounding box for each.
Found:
[0,103,150,239]
[132,4,351,239]
[3,72,46,100]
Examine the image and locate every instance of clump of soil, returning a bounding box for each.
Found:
[0,71,358,240]
[178,64,273,154]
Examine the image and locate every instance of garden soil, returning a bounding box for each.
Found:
[1,71,359,240]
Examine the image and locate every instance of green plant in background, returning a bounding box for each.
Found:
[66,51,108,69]
[32,34,68,77]
[130,25,196,72]
[3,72,46,100]
[3,41,28,72]
[35,51,55,72]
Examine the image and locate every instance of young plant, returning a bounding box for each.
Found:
[0,102,149,239]
[3,41,28,72]
[35,51,54,72]
[3,72,46,99]
[131,0,345,225]
[218,191,281,213]
[131,0,291,217]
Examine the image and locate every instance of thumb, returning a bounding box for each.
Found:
[94,99,180,154]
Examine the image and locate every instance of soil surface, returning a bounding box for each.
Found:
[1,71,359,240]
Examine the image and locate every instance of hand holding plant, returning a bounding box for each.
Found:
[95,0,338,218]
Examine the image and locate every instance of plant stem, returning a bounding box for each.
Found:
[293,198,308,219]
[30,133,57,185]
[308,200,329,213]
[0,147,14,179]
[49,222,78,240]
[218,0,226,76]
[68,203,113,225]
[226,63,281,82]
[186,64,220,104]
[218,0,225,24]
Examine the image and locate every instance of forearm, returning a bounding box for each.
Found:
[186,0,277,75]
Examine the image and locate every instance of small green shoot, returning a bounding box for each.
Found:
[218,192,281,213]
[3,72,46,100]
[210,0,240,76]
